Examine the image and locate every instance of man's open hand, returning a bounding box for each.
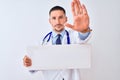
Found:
[65,0,91,33]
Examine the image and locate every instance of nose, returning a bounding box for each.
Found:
[56,18,60,24]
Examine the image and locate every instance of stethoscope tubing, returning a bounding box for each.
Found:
[42,30,70,44]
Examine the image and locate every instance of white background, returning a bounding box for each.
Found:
[0,0,120,80]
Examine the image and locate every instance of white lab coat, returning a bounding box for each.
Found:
[30,30,91,80]
[42,30,91,45]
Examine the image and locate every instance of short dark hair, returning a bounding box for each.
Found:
[49,6,66,15]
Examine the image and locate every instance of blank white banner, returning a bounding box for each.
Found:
[27,44,92,70]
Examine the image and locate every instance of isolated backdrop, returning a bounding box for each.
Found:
[0,0,120,80]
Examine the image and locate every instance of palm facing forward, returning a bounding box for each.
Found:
[65,0,90,33]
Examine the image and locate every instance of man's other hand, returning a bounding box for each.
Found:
[23,55,32,67]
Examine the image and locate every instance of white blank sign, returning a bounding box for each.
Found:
[27,44,91,70]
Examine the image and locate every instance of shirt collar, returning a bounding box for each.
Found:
[52,29,66,38]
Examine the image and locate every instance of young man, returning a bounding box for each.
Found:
[23,0,92,80]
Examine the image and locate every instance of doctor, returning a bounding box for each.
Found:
[23,0,92,80]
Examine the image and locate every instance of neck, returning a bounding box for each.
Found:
[54,29,64,34]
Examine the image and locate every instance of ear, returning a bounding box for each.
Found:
[65,17,68,22]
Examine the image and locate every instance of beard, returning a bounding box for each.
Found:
[54,24,64,32]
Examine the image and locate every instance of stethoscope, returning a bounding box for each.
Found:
[42,30,70,44]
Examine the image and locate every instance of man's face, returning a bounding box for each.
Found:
[49,10,67,33]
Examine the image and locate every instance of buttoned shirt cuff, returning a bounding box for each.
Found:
[78,31,90,40]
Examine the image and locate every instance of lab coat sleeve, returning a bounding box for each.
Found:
[69,30,92,44]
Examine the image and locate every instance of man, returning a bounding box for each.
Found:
[23,0,92,80]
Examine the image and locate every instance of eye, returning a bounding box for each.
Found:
[59,16,63,19]
[52,17,56,20]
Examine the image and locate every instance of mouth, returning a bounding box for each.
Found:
[55,24,63,27]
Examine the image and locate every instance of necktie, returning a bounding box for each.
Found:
[56,34,61,44]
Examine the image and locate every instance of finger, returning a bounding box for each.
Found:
[82,4,88,15]
[23,56,28,61]
[71,1,76,16]
[23,56,31,63]
[77,0,82,7]
[23,55,28,59]
[24,62,31,67]
[25,59,31,63]
[74,0,80,15]
[65,23,74,29]
[23,59,32,67]
[77,0,83,14]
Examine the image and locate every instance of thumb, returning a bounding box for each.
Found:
[64,23,73,29]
